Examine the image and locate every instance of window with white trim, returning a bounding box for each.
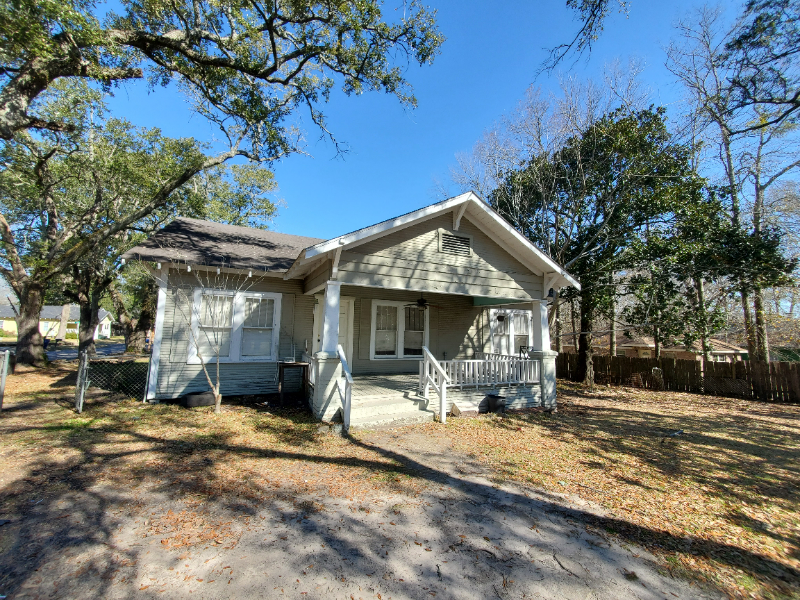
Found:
[490,309,532,356]
[370,300,429,360]
[188,289,281,363]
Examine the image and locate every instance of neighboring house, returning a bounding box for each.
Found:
[123,193,579,427]
[616,336,746,362]
[0,305,112,340]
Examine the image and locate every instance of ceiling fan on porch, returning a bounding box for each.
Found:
[404,294,441,310]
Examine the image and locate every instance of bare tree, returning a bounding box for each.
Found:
[667,5,800,362]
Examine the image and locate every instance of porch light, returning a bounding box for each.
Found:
[248,270,252,278]
[156,262,161,270]
[187,265,191,272]
[216,267,221,274]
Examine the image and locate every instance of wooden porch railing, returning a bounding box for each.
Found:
[420,346,450,424]
[336,344,354,433]
[442,356,540,388]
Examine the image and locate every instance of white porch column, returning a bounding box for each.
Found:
[531,300,551,352]
[320,280,341,354]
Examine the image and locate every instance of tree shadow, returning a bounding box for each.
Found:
[1,385,798,598]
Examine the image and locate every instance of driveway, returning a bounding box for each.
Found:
[4,429,721,599]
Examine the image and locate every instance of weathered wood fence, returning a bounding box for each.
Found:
[556,354,800,403]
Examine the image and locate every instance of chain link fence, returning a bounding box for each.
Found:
[75,351,150,412]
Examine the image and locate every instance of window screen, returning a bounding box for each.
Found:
[241,297,275,357]
[513,313,530,354]
[404,307,425,356]
[198,294,233,358]
[375,305,398,356]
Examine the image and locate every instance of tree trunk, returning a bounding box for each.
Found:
[77,295,100,356]
[570,299,578,353]
[56,304,70,339]
[109,283,134,348]
[653,324,661,359]
[576,297,594,386]
[753,287,770,362]
[553,293,562,353]
[15,283,46,366]
[127,305,153,353]
[609,295,616,357]
[741,289,757,358]
[694,277,711,362]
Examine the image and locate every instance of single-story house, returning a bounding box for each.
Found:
[0,304,112,340]
[616,335,746,362]
[122,193,579,428]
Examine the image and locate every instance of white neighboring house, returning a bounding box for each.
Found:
[0,304,112,340]
[123,193,580,428]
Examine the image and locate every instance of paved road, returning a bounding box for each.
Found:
[47,341,127,361]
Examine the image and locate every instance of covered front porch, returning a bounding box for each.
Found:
[302,276,556,429]
[282,194,575,429]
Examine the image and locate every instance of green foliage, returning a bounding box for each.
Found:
[0,0,444,145]
[0,80,279,292]
[491,106,695,313]
[724,0,800,130]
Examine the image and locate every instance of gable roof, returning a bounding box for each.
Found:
[121,218,324,272]
[284,193,580,290]
[121,194,579,290]
[0,304,110,322]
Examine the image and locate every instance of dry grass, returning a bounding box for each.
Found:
[1,367,798,599]
[0,366,427,525]
[433,381,800,599]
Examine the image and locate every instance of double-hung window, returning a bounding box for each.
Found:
[490,309,532,356]
[188,289,281,363]
[370,300,429,360]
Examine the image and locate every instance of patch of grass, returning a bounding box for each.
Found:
[433,381,800,598]
[0,366,430,521]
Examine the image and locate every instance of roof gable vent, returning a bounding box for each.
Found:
[439,232,471,256]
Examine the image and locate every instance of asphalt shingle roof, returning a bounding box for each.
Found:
[120,218,324,272]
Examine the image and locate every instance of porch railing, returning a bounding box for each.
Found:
[336,344,354,433]
[442,357,540,388]
[420,346,450,424]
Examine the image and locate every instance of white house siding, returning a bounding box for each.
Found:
[155,270,315,400]
[334,214,543,301]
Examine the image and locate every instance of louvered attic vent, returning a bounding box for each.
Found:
[440,233,471,256]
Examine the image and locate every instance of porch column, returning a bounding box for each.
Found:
[530,300,557,410]
[320,280,341,354]
[312,280,344,422]
[531,300,550,352]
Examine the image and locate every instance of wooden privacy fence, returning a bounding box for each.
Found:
[556,354,800,403]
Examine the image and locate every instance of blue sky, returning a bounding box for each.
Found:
[106,0,739,241]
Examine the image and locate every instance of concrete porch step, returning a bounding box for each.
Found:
[350,396,427,417]
[349,408,435,429]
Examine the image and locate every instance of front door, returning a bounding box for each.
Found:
[312,296,354,361]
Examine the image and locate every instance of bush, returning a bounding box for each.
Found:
[65,332,78,339]
[0,329,15,337]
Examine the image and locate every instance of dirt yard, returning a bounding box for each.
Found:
[0,366,796,599]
